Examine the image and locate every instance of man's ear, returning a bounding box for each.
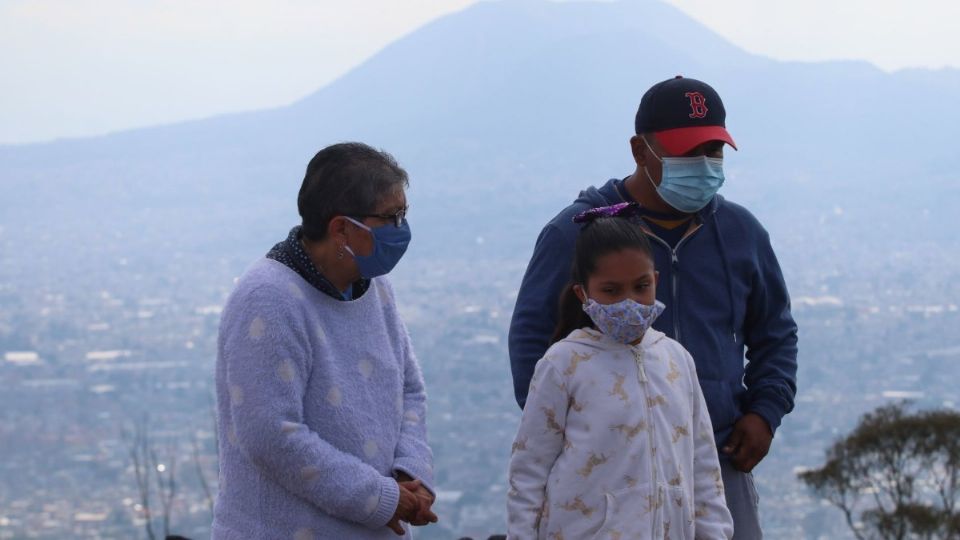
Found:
[630,135,647,167]
[573,284,587,304]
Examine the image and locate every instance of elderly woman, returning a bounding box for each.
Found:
[213,142,436,539]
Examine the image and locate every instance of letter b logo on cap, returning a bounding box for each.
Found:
[685,91,708,119]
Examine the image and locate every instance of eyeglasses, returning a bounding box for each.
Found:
[353,206,408,228]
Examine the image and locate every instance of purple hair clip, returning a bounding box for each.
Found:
[572,202,642,224]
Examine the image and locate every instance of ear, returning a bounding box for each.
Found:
[653,270,660,289]
[630,135,647,167]
[573,284,587,304]
[327,215,349,239]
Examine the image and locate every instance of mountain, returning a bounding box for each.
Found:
[2,2,958,538]
[2,0,957,262]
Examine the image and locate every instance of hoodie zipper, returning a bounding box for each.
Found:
[631,345,648,383]
[630,343,660,538]
[642,224,702,344]
[631,342,658,538]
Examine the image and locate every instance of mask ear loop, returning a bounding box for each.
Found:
[640,135,663,190]
[572,283,588,306]
[343,216,372,232]
[641,136,663,190]
[341,216,373,259]
[641,135,663,163]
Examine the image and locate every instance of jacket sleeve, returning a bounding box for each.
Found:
[507,358,568,539]
[508,223,575,409]
[220,285,399,529]
[391,323,435,495]
[684,348,734,539]
[742,228,799,434]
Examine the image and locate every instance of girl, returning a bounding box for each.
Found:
[507,203,733,539]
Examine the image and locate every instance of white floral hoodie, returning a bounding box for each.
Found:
[507,327,733,540]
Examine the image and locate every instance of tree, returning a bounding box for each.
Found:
[127,417,157,540]
[190,431,215,517]
[151,445,177,538]
[125,414,179,540]
[798,402,960,540]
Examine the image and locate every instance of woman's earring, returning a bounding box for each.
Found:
[337,243,344,260]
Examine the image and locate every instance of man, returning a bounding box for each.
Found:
[508,76,798,538]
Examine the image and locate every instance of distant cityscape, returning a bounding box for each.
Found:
[1,207,958,539]
[2,0,958,534]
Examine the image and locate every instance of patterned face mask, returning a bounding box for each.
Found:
[582,298,666,344]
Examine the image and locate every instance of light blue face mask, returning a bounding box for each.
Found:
[343,216,411,278]
[582,298,666,345]
[643,137,724,214]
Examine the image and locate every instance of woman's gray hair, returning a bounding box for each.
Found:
[297,142,409,241]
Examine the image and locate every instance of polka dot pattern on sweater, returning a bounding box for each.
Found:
[292,528,314,540]
[358,359,373,379]
[326,387,342,407]
[287,281,305,300]
[300,466,321,483]
[277,359,296,383]
[248,317,266,340]
[364,494,380,515]
[229,385,244,407]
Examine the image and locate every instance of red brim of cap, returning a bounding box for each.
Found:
[654,126,737,155]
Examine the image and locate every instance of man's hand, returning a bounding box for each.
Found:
[386,480,422,536]
[721,413,772,473]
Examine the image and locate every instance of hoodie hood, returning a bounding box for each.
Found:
[573,178,622,209]
[564,326,667,352]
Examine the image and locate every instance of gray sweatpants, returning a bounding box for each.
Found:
[720,458,763,539]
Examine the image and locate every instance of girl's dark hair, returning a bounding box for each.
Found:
[298,142,409,241]
[550,216,654,344]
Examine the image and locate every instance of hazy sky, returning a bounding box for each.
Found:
[1,0,957,144]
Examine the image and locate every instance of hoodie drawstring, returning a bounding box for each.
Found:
[712,214,739,343]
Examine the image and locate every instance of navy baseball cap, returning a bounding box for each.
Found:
[635,75,737,155]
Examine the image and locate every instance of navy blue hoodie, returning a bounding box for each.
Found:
[508,178,798,446]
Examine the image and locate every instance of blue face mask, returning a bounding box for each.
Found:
[343,217,412,278]
[643,137,724,214]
